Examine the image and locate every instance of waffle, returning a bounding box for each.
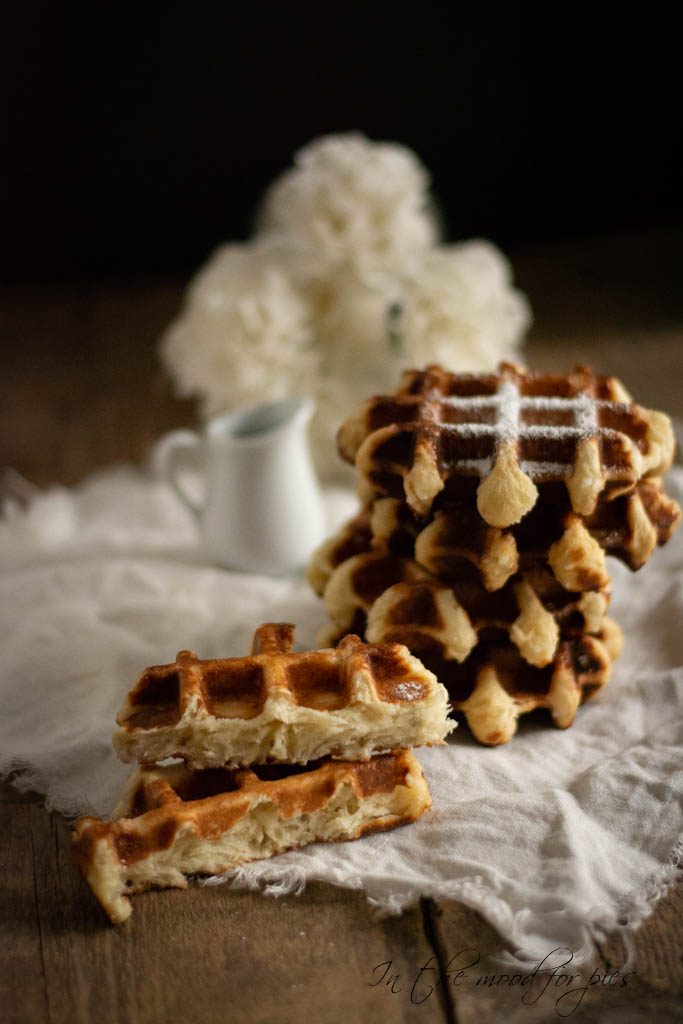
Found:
[364,619,622,745]
[366,571,609,668]
[114,623,454,769]
[418,477,681,592]
[323,555,608,666]
[306,498,419,595]
[73,749,430,923]
[308,479,680,596]
[319,550,429,641]
[338,363,675,525]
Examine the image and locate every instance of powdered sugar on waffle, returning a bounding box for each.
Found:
[439,379,613,478]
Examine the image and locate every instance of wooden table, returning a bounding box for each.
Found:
[2,231,682,1023]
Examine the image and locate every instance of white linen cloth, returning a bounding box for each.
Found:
[1,464,681,965]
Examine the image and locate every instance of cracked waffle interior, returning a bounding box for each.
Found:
[338,363,675,525]
[114,623,454,769]
[73,749,431,923]
[309,478,680,597]
[364,620,622,745]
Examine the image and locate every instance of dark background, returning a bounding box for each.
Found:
[1,4,680,284]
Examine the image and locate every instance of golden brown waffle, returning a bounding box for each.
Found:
[114,623,454,769]
[364,619,622,745]
[365,571,609,668]
[322,554,609,667]
[418,478,681,592]
[73,749,431,923]
[306,498,420,595]
[318,550,429,642]
[308,479,680,596]
[338,363,675,525]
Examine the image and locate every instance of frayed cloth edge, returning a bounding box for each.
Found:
[585,832,682,972]
[201,832,682,968]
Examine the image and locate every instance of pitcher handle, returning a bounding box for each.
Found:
[150,429,204,515]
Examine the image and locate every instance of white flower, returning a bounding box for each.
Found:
[160,241,318,416]
[158,134,534,483]
[305,268,405,475]
[258,133,438,282]
[396,240,532,371]
[311,269,394,360]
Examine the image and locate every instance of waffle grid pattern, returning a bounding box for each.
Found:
[315,362,680,744]
[116,625,439,734]
[342,363,673,525]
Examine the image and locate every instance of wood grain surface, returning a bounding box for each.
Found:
[1,230,682,1023]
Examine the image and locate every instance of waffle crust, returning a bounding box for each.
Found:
[114,624,454,768]
[308,480,680,597]
[339,363,674,525]
[73,750,431,923]
[367,620,623,745]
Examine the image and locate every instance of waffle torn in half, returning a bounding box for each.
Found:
[338,362,675,525]
[114,623,454,769]
[73,750,430,923]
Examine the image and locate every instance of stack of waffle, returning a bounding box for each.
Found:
[73,623,454,922]
[308,363,681,745]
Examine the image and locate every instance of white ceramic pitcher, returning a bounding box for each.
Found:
[153,397,326,574]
